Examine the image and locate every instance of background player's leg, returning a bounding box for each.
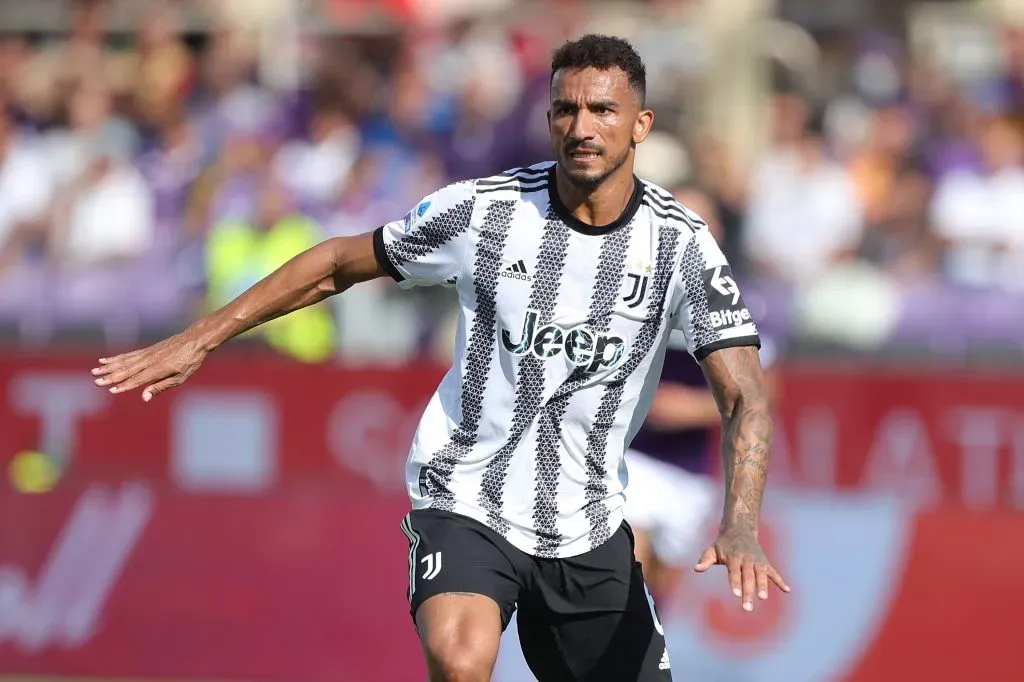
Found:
[416,593,503,682]
[632,526,655,574]
[622,449,679,604]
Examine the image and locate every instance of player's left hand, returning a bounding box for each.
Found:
[694,527,790,611]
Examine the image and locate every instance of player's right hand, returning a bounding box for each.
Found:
[90,332,207,402]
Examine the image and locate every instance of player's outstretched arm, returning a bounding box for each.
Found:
[91,233,385,401]
[693,345,790,610]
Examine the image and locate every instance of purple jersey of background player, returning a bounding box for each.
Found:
[628,346,712,474]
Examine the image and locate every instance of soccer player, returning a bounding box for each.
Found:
[92,35,789,682]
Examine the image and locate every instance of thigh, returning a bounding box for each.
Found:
[416,593,504,682]
[402,509,523,629]
[402,509,526,681]
[519,523,673,682]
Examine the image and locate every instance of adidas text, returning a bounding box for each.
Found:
[500,260,532,282]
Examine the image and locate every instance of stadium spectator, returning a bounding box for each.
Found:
[271,100,360,213]
[47,120,154,270]
[0,105,54,273]
[930,115,1024,292]
[743,95,864,286]
[205,177,333,362]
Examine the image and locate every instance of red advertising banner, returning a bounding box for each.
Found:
[771,364,1024,508]
[0,482,424,682]
[0,351,1022,507]
[1,483,1022,682]
[0,350,445,491]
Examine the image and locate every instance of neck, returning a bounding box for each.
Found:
[554,160,636,228]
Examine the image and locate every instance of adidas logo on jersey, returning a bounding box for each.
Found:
[659,647,671,670]
[500,260,532,282]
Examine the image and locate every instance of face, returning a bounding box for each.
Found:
[548,67,653,188]
[70,83,111,131]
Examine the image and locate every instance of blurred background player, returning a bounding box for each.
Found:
[623,184,781,604]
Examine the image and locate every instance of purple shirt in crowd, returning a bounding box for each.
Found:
[628,347,712,474]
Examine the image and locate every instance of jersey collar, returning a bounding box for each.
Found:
[547,164,642,236]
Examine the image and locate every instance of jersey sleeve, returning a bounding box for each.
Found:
[372,180,477,288]
[671,227,761,361]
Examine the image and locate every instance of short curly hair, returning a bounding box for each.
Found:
[550,34,647,106]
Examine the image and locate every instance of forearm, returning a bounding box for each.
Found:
[719,396,772,534]
[701,345,773,535]
[190,234,380,352]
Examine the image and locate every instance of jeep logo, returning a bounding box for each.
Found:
[501,311,625,373]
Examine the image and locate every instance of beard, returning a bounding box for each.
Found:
[560,144,632,188]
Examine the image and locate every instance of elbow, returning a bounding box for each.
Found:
[312,237,351,297]
[719,385,771,426]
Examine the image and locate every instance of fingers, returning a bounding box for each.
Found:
[142,377,180,402]
[93,363,145,392]
[92,358,167,396]
[756,563,770,601]
[741,561,756,612]
[768,565,791,593]
[727,557,742,602]
[112,371,156,395]
[93,350,142,373]
[693,546,717,573]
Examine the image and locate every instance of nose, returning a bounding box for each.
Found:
[568,108,596,142]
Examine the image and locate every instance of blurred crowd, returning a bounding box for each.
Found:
[0,0,1021,363]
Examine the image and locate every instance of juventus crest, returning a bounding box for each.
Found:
[623,261,653,308]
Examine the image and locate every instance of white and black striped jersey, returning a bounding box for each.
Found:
[373,161,760,558]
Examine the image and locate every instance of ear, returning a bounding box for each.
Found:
[633,108,654,145]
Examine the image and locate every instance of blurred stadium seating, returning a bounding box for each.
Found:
[1,1,1023,681]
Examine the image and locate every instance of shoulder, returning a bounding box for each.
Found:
[637,178,707,236]
[473,161,554,197]
[408,178,478,224]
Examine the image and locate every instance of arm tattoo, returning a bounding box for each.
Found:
[700,345,772,535]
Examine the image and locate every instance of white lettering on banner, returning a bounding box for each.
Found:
[771,408,838,487]
[0,483,153,652]
[9,373,109,465]
[800,407,836,487]
[782,404,1024,509]
[328,391,423,491]
[171,391,278,492]
[950,408,1003,510]
[1013,419,1024,509]
[862,409,942,505]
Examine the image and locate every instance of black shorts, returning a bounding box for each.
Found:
[401,509,673,682]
